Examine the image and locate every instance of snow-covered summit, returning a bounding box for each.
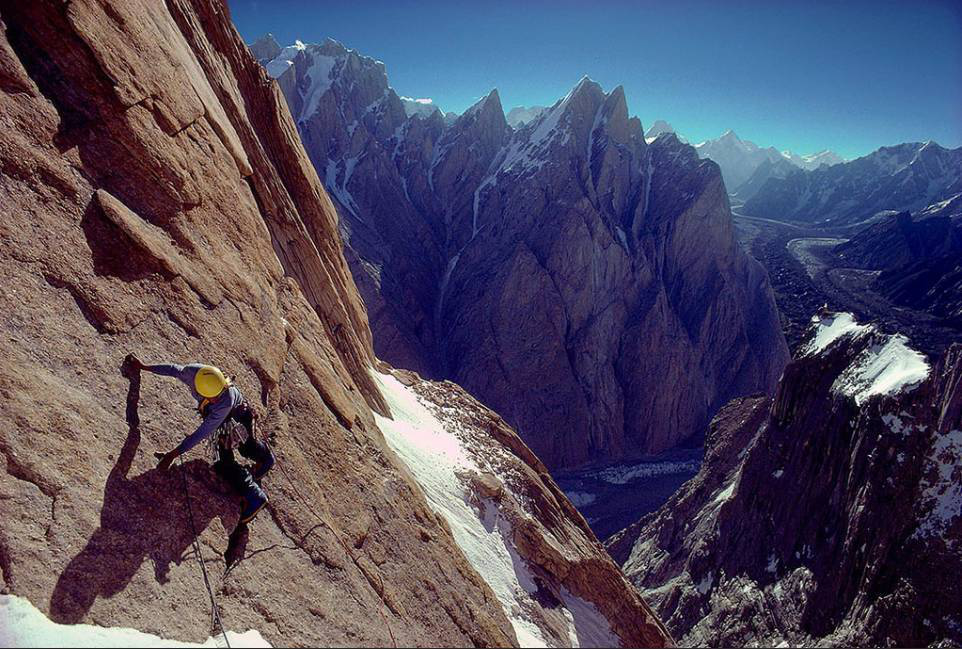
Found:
[693,130,783,190]
[693,128,844,193]
[260,38,399,126]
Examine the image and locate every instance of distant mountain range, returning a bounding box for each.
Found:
[694,129,845,193]
[743,141,962,226]
[639,123,845,195]
[505,105,547,127]
[251,31,846,203]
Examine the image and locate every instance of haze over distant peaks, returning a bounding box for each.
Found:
[399,96,445,119]
[681,128,847,194]
[506,105,547,127]
[644,120,676,142]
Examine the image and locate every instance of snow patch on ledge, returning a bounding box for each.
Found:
[802,312,870,356]
[371,369,619,648]
[0,595,271,648]
[831,333,930,406]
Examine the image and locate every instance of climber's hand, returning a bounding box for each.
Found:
[156,449,178,471]
[126,353,145,371]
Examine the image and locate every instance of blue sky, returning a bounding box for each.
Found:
[228,0,962,159]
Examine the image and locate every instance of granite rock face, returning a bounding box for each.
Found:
[0,2,671,646]
[609,312,962,647]
[261,41,790,470]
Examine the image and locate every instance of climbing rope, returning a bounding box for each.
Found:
[179,458,232,649]
[268,440,399,649]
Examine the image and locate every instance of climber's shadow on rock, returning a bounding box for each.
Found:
[49,360,238,624]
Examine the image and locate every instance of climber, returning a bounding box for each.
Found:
[125,355,274,524]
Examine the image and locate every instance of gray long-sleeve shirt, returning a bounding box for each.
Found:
[149,363,242,454]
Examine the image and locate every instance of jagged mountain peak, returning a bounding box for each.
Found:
[248,32,281,63]
[564,75,606,105]
[602,85,628,116]
[606,83,626,100]
[519,76,613,142]
[313,36,351,57]
[252,31,279,46]
[259,36,788,474]
[644,120,675,140]
[464,88,502,114]
[456,89,507,135]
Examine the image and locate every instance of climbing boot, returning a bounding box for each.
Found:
[225,522,249,569]
[240,485,268,524]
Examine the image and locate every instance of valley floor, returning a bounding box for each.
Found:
[555,448,702,541]
[734,211,960,356]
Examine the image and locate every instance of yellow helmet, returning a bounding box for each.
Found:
[195,366,228,398]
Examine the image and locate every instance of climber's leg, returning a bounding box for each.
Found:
[239,434,275,482]
[214,450,267,524]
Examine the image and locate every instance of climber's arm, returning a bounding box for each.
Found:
[155,399,232,471]
[142,362,187,378]
[126,354,185,378]
[178,397,233,454]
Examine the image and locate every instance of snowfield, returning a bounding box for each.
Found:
[0,595,270,648]
[372,369,620,648]
[832,333,930,406]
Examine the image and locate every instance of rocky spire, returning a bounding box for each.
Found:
[249,32,281,63]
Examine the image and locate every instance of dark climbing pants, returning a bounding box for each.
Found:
[213,435,275,504]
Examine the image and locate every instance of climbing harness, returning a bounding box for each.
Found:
[179,457,232,648]
[207,419,251,462]
[204,400,255,463]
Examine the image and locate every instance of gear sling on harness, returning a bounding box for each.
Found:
[201,399,274,517]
